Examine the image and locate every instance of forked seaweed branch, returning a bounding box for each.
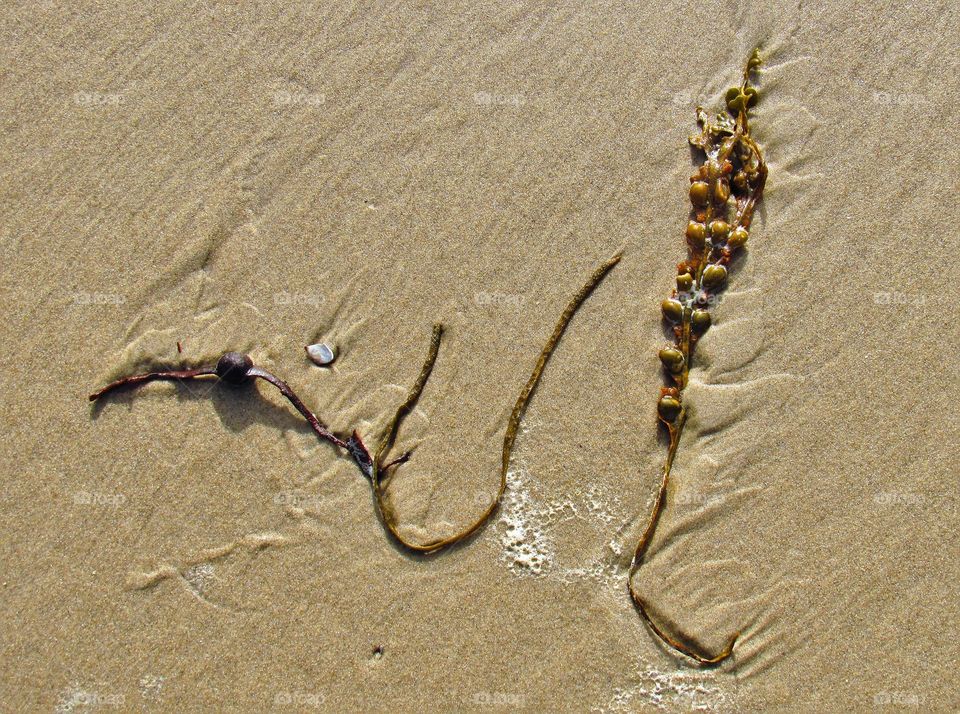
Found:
[628,49,768,666]
[88,253,622,556]
[88,351,377,473]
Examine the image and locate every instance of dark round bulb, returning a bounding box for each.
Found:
[216,352,253,384]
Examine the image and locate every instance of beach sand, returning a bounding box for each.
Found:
[1,1,958,711]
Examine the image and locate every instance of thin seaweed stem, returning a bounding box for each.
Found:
[89,352,366,464]
[371,252,623,554]
[88,368,216,401]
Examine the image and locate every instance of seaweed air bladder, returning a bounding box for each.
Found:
[629,49,768,666]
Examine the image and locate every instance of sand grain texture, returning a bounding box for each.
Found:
[1,1,958,711]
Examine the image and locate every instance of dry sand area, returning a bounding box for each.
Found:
[2,1,958,711]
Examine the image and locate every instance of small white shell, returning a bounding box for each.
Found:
[305,343,336,366]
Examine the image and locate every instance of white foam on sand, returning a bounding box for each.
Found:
[496,423,629,589]
[138,673,166,701]
[499,432,734,714]
[595,665,733,713]
[498,460,559,576]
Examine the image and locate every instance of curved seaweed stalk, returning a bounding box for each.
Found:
[372,251,622,554]
[87,252,622,556]
[629,50,767,665]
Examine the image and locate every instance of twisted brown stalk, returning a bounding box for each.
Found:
[629,50,768,665]
[89,352,374,473]
[372,252,622,553]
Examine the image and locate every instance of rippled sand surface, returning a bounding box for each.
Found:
[2,1,958,710]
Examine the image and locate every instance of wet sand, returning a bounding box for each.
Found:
[1,1,958,711]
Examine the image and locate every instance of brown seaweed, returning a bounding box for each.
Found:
[371,252,622,553]
[88,253,623,555]
[629,49,768,666]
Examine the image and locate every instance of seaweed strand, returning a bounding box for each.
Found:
[372,251,623,554]
[88,368,216,401]
[630,50,767,666]
[89,352,364,461]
